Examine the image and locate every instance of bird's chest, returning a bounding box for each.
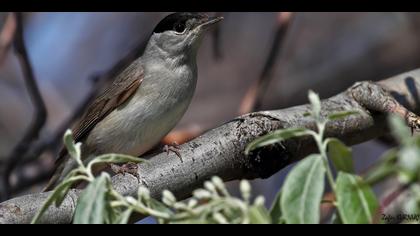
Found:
[88,65,196,156]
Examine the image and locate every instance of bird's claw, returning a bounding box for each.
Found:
[110,162,139,178]
[406,112,420,135]
[163,141,183,162]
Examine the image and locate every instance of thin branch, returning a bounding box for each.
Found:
[380,184,410,211]
[2,68,420,224]
[0,12,47,201]
[211,12,224,60]
[239,12,294,115]
[0,12,17,65]
[381,184,419,223]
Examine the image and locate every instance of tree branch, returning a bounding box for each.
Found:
[0,12,47,201]
[239,12,294,114]
[211,12,225,60]
[1,68,420,224]
[0,12,17,65]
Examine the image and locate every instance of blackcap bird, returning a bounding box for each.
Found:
[44,12,223,191]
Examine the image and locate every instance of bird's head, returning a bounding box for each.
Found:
[147,12,223,59]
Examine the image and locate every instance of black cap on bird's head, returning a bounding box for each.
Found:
[153,12,223,34]
[147,12,223,58]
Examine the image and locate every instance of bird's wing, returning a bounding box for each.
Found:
[59,62,144,161]
[43,63,144,192]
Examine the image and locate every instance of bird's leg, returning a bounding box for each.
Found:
[109,162,139,178]
[163,141,183,162]
[350,81,420,133]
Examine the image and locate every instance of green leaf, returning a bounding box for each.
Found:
[402,184,420,215]
[365,164,397,186]
[269,190,282,224]
[397,147,420,183]
[114,208,133,224]
[73,173,111,224]
[280,154,326,224]
[87,153,145,173]
[308,90,321,118]
[63,130,82,165]
[146,198,173,216]
[54,169,88,206]
[53,177,78,207]
[336,172,379,224]
[245,127,312,155]
[303,112,312,117]
[31,176,85,224]
[398,147,420,177]
[326,138,354,173]
[327,111,359,121]
[170,218,208,224]
[330,211,343,224]
[364,149,398,185]
[388,115,411,145]
[248,205,272,224]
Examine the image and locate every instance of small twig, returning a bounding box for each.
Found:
[380,184,410,212]
[0,12,47,201]
[239,12,294,115]
[368,184,410,224]
[0,12,17,65]
[211,12,224,60]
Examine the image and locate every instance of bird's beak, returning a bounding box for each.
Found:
[198,16,224,30]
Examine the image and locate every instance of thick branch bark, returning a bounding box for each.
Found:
[1,69,420,224]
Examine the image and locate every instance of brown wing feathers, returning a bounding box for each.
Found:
[43,65,144,191]
[56,65,144,163]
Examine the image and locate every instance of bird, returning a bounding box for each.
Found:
[43,12,223,191]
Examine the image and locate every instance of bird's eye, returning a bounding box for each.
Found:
[174,22,186,33]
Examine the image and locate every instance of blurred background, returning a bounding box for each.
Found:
[1,12,420,222]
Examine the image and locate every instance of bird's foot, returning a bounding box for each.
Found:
[406,112,420,135]
[110,162,139,178]
[163,141,183,162]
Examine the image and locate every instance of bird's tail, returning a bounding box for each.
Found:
[43,153,99,192]
[42,162,66,192]
[42,153,78,192]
